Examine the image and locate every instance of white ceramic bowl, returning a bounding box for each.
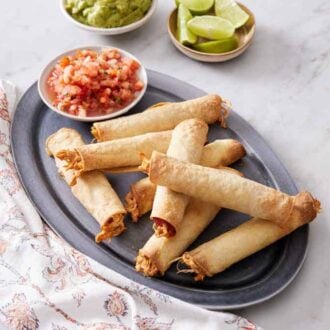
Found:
[60,0,157,35]
[38,46,148,122]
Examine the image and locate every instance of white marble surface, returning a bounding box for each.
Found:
[1,0,329,329]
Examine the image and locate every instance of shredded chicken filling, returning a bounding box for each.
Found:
[125,191,140,222]
[95,214,126,243]
[180,253,208,282]
[136,254,160,277]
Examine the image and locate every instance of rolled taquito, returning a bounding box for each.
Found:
[180,215,315,281]
[91,94,227,142]
[46,128,127,243]
[56,131,172,183]
[126,139,245,222]
[136,169,243,277]
[151,119,208,237]
[141,152,320,229]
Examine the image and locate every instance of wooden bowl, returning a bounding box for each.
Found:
[167,3,256,62]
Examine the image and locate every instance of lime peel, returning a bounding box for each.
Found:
[176,0,214,14]
[215,0,249,28]
[192,37,238,53]
[187,15,235,40]
[177,4,198,45]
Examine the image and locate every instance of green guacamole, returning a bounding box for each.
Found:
[65,0,152,28]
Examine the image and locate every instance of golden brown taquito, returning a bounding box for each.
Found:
[180,215,315,281]
[46,128,126,243]
[151,119,208,237]
[136,169,243,277]
[141,152,320,229]
[91,94,227,142]
[126,139,245,222]
[56,130,172,182]
[136,200,220,277]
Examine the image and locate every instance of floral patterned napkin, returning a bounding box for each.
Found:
[0,80,261,330]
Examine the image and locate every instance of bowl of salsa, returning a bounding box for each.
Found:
[60,0,157,35]
[38,46,147,121]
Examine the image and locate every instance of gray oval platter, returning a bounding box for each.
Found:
[11,70,308,310]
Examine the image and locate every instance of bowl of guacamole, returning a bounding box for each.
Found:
[61,0,156,34]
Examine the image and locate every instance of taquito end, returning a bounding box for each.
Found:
[314,198,321,214]
[56,149,84,186]
[136,252,162,277]
[219,98,231,128]
[95,214,126,243]
[283,192,321,231]
[45,133,57,156]
[91,125,103,142]
[152,219,176,238]
[125,191,140,222]
[138,153,150,174]
[229,140,246,163]
[125,178,155,221]
[56,149,84,171]
[296,192,321,221]
[178,253,208,281]
[46,128,85,157]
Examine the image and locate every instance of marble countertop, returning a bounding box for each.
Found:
[1,0,329,328]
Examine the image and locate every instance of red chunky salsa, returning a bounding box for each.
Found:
[47,48,144,117]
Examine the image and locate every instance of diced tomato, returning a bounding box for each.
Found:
[59,56,70,68]
[130,60,140,71]
[121,81,130,89]
[134,81,144,91]
[120,89,133,102]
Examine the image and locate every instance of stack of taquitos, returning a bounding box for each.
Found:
[134,118,246,276]
[126,139,245,222]
[136,158,245,276]
[138,151,320,279]
[52,95,229,244]
[56,94,229,182]
[48,94,320,281]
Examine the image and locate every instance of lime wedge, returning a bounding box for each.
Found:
[177,4,197,45]
[187,16,235,40]
[192,37,238,53]
[176,0,214,14]
[215,0,249,28]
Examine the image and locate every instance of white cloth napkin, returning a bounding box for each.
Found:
[0,80,261,330]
